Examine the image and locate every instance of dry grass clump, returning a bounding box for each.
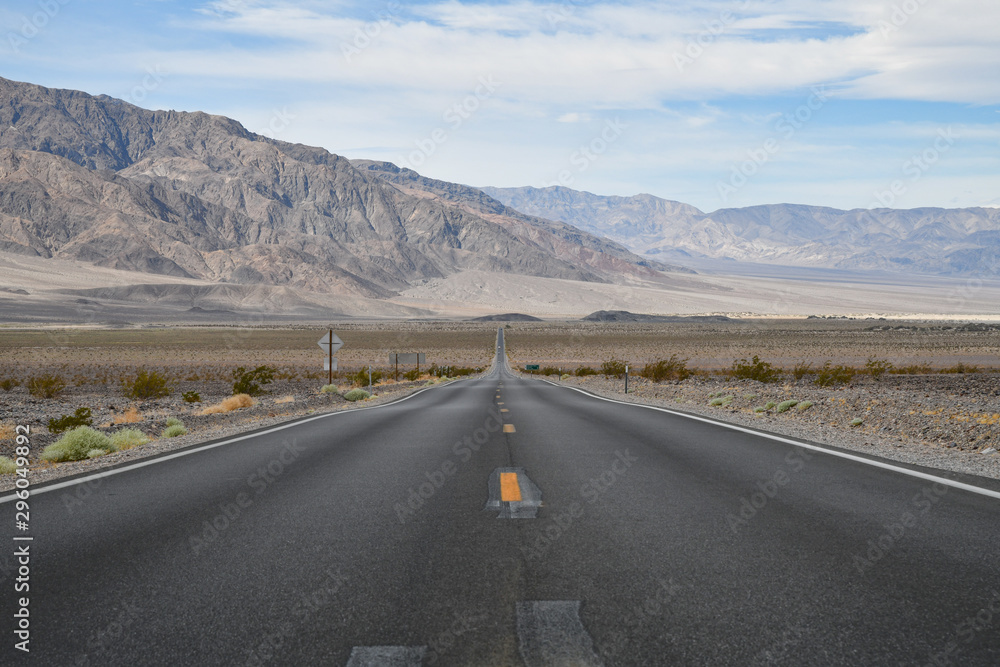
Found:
[113,406,143,424]
[0,423,15,441]
[201,393,255,415]
[274,395,295,404]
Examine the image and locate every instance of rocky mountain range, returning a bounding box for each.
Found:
[481,186,1000,276]
[0,76,662,308]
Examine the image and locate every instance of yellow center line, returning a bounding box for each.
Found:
[500,472,522,501]
[501,408,509,412]
[503,424,515,433]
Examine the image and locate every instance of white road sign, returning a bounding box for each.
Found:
[318,332,344,353]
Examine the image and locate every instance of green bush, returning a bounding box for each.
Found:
[110,428,150,450]
[941,363,979,374]
[0,378,20,392]
[123,369,171,400]
[641,354,691,382]
[41,427,116,462]
[165,417,183,428]
[351,367,383,387]
[814,362,855,387]
[28,374,66,399]
[182,390,201,403]
[709,395,733,407]
[162,424,187,438]
[731,355,781,383]
[764,401,777,410]
[792,362,812,380]
[575,366,598,377]
[87,449,106,459]
[342,388,371,402]
[601,358,628,378]
[402,369,421,381]
[233,365,276,396]
[560,373,571,380]
[540,367,561,377]
[850,418,863,427]
[776,399,799,413]
[865,357,893,380]
[797,400,814,411]
[753,406,767,413]
[47,407,93,434]
[890,364,932,375]
[0,456,16,474]
[320,384,338,394]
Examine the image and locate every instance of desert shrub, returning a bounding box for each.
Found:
[797,400,814,411]
[540,367,561,377]
[274,395,294,404]
[41,426,116,462]
[865,357,894,380]
[182,391,201,403]
[575,367,598,377]
[165,417,183,427]
[87,449,106,459]
[753,406,767,413]
[113,406,142,424]
[814,362,855,386]
[890,364,932,375]
[351,367,383,387]
[776,399,799,413]
[709,395,733,407]
[28,374,66,399]
[342,388,371,402]
[0,456,16,474]
[233,365,276,397]
[110,428,150,450]
[731,355,781,383]
[601,358,628,378]
[792,362,813,380]
[47,407,93,434]
[201,394,254,415]
[123,369,171,400]
[641,354,691,382]
[402,369,421,381]
[940,363,979,374]
[764,401,777,410]
[560,373,571,380]
[0,423,14,441]
[320,384,338,394]
[162,424,187,438]
[850,418,863,427]
[0,378,20,391]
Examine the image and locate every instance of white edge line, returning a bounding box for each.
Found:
[536,377,1000,501]
[0,381,452,504]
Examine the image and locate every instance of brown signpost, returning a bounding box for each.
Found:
[390,353,426,380]
[319,331,344,385]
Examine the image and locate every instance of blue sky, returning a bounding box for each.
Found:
[2,0,998,212]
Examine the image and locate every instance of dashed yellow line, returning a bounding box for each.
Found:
[500,472,522,501]
[501,408,509,413]
[503,424,516,433]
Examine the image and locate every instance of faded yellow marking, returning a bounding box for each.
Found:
[500,472,522,501]
[501,408,509,413]
[503,424,516,433]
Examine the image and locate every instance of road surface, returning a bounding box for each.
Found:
[3,328,999,665]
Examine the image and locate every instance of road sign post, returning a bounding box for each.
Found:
[389,353,425,380]
[319,331,344,386]
[625,365,629,394]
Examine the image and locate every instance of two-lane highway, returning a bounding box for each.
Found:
[3,327,999,665]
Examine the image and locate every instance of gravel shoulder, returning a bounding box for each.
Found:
[546,373,1000,481]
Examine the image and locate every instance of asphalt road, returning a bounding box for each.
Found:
[3,327,999,665]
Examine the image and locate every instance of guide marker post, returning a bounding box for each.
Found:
[319,330,344,386]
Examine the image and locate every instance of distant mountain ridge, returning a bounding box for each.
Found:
[0,77,663,302]
[481,186,1000,276]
